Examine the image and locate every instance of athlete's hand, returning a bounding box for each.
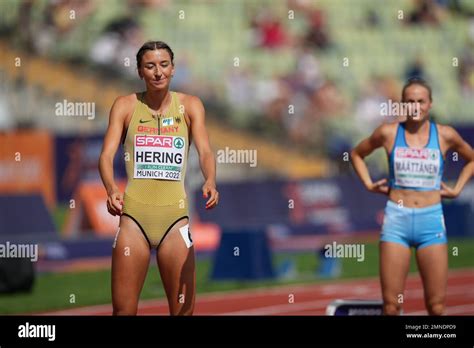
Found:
[440,182,459,199]
[203,181,219,210]
[367,178,389,195]
[106,189,123,216]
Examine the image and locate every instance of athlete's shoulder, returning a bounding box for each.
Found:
[175,92,204,116]
[175,92,203,106]
[373,121,398,140]
[435,122,453,134]
[366,122,398,149]
[113,93,138,110]
[109,93,138,121]
[436,123,459,143]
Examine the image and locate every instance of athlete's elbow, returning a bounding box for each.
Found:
[350,149,360,162]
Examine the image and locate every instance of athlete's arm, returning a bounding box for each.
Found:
[439,125,474,198]
[98,96,130,216]
[351,124,390,194]
[186,95,219,209]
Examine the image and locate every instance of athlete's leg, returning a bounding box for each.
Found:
[415,243,448,315]
[156,218,196,316]
[380,241,412,315]
[112,215,151,315]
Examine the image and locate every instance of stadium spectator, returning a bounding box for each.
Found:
[225,68,257,113]
[354,78,387,134]
[304,8,331,50]
[34,0,96,55]
[405,55,427,80]
[407,0,442,26]
[310,80,348,120]
[0,94,14,131]
[459,41,474,98]
[365,8,381,28]
[249,9,288,49]
[89,17,144,76]
[294,44,324,93]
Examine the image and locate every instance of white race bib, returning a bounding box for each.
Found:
[179,224,193,248]
[134,135,185,181]
[394,147,440,189]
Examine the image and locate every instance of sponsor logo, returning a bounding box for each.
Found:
[136,135,173,147]
[174,137,184,149]
[396,148,430,159]
[139,119,153,124]
[162,117,174,126]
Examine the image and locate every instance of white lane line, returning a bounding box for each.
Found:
[38,269,474,315]
[219,284,474,316]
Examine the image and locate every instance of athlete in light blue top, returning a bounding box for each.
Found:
[389,120,444,191]
[351,78,474,316]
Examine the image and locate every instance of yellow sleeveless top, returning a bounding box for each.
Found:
[123,91,188,206]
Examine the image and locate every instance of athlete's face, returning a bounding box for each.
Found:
[138,49,175,91]
[403,84,432,123]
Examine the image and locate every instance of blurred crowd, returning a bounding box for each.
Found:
[224,0,474,155]
[1,0,473,156]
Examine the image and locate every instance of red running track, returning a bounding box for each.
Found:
[41,268,474,316]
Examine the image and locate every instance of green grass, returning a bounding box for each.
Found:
[0,238,472,314]
[51,204,69,234]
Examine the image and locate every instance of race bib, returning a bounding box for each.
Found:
[394,147,440,189]
[134,135,185,181]
[179,224,193,248]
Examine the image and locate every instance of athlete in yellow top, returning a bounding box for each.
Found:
[99,41,218,315]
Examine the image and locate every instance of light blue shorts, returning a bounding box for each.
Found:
[380,200,447,250]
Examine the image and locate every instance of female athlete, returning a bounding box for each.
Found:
[351,78,473,315]
[99,41,218,315]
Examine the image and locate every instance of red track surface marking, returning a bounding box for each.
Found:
[39,268,473,316]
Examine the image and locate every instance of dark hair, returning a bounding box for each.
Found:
[136,41,174,68]
[402,77,432,102]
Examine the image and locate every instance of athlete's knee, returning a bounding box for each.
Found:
[383,302,402,316]
[427,302,445,316]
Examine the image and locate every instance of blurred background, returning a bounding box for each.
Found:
[0,0,473,315]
